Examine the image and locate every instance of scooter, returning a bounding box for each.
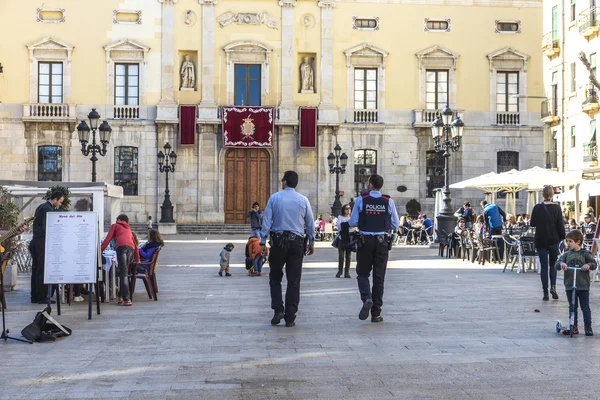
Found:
[556,265,582,338]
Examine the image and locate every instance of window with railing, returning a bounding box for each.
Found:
[114,146,139,196]
[496,72,519,112]
[426,150,444,198]
[585,120,597,163]
[354,68,377,110]
[497,151,519,199]
[38,62,63,104]
[354,149,377,196]
[38,145,62,181]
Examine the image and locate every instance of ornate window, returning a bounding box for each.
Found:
[497,151,519,198]
[223,41,272,106]
[353,17,379,30]
[115,63,139,106]
[487,48,529,124]
[496,21,520,33]
[425,70,449,110]
[424,19,450,32]
[38,62,63,104]
[114,147,139,196]
[354,68,377,110]
[426,150,444,198]
[234,64,261,106]
[26,37,73,105]
[354,149,377,196]
[38,146,62,181]
[416,46,458,110]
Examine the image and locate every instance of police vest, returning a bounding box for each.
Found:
[484,204,502,229]
[358,194,391,232]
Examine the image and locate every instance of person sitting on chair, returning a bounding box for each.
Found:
[420,214,433,244]
[137,229,164,272]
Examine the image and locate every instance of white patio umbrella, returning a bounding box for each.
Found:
[522,166,582,190]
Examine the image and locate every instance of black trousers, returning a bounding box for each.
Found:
[29,238,47,302]
[116,246,134,301]
[338,247,351,273]
[269,237,305,322]
[356,235,389,317]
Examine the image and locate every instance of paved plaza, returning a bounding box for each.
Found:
[2,237,600,399]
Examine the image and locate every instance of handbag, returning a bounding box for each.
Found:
[331,236,340,249]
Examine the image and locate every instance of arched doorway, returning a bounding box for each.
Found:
[224,148,270,224]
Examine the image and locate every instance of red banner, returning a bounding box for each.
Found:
[222,106,274,148]
[179,105,196,145]
[299,107,317,148]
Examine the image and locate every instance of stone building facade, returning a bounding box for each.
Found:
[0,0,544,225]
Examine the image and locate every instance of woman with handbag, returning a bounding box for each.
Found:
[335,205,354,278]
[530,185,566,301]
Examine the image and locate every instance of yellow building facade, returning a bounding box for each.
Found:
[0,0,544,226]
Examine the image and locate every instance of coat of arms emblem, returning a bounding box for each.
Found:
[241,115,255,137]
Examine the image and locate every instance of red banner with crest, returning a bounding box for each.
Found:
[222,106,274,148]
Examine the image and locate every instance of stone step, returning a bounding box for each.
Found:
[105,223,253,235]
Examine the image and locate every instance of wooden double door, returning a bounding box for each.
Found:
[224,148,271,224]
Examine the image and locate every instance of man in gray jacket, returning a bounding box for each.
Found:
[246,202,263,237]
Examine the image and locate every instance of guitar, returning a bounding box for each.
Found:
[0,216,35,247]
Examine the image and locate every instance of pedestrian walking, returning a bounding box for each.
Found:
[348,174,399,322]
[29,191,64,304]
[219,243,234,277]
[147,215,153,231]
[530,185,565,301]
[555,229,596,336]
[335,204,354,278]
[246,202,264,238]
[259,170,315,327]
[481,200,506,261]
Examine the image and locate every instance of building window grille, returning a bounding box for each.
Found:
[497,151,519,199]
[426,150,445,198]
[354,149,377,196]
[38,146,62,181]
[114,146,139,196]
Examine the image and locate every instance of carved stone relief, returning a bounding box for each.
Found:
[183,10,197,26]
[217,11,278,29]
[302,13,315,29]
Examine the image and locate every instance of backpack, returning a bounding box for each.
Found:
[244,243,253,271]
[21,307,72,342]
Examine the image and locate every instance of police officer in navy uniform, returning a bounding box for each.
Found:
[259,170,315,327]
[348,174,399,322]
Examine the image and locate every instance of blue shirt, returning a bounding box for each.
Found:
[259,188,316,245]
[348,190,400,235]
[422,218,433,230]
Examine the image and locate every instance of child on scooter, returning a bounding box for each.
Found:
[555,229,597,336]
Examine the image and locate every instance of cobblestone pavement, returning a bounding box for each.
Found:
[2,239,600,399]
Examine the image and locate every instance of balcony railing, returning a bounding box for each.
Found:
[541,32,560,57]
[496,111,520,125]
[541,99,560,125]
[113,105,140,119]
[584,142,598,165]
[579,7,600,37]
[350,109,379,123]
[23,103,74,119]
[413,109,464,128]
[545,150,557,170]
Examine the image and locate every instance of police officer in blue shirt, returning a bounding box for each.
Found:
[259,170,315,327]
[348,174,399,322]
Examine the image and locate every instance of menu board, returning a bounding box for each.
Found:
[44,212,98,284]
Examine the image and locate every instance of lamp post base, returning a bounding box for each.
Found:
[158,222,177,235]
[436,212,457,240]
[331,202,342,218]
[160,204,175,224]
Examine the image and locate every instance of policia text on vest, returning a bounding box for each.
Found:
[348,174,400,323]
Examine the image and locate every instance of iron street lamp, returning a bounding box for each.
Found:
[158,142,177,223]
[431,105,465,237]
[327,144,348,217]
[77,108,112,183]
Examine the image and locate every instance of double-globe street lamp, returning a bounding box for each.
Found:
[77,108,112,183]
[158,142,177,223]
[431,105,465,237]
[327,144,348,217]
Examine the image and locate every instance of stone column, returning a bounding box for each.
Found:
[317,0,338,122]
[198,0,218,117]
[157,0,178,121]
[279,0,297,120]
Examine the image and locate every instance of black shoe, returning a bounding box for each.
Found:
[586,324,594,336]
[218,272,222,277]
[550,285,559,300]
[336,271,342,278]
[359,298,373,320]
[344,273,351,278]
[285,321,296,327]
[543,290,549,301]
[38,299,56,305]
[271,312,284,325]
[30,299,39,304]
[371,315,383,323]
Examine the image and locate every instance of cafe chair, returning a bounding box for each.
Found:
[129,247,162,301]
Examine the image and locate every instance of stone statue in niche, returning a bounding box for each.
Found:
[180,54,195,90]
[299,56,315,93]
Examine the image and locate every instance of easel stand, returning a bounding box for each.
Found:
[1,264,32,344]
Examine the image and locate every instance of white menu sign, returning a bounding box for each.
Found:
[44,212,98,284]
